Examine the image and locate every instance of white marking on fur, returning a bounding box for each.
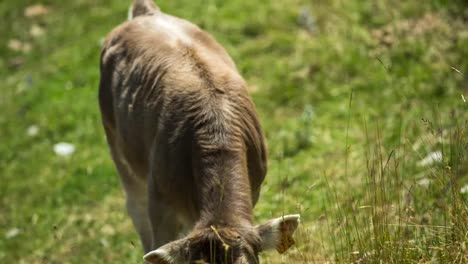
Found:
[143,249,174,263]
[282,214,301,222]
[270,214,301,229]
[259,223,279,250]
[150,15,191,44]
[102,44,120,65]
[239,254,248,263]
[259,214,301,250]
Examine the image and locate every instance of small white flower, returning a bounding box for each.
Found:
[26,125,39,137]
[100,238,109,247]
[53,142,76,157]
[417,151,442,167]
[460,185,468,194]
[5,228,21,239]
[417,178,431,187]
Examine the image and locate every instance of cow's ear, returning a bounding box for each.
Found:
[256,214,300,254]
[143,239,185,264]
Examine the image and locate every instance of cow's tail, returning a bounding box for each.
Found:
[128,0,160,20]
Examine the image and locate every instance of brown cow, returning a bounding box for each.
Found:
[98,1,300,263]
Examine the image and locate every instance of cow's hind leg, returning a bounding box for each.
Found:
[123,178,153,253]
[104,127,153,252]
[114,156,153,252]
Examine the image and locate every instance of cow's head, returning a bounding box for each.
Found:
[144,214,300,264]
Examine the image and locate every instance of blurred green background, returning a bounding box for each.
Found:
[1,0,467,263]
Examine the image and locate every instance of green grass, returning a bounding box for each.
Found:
[1,0,467,263]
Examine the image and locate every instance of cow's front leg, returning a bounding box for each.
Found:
[125,185,153,253]
[103,127,153,253]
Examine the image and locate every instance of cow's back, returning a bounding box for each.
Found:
[98,12,267,211]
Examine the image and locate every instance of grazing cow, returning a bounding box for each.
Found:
[98,0,300,263]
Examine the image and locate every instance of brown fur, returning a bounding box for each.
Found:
[99,0,268,262]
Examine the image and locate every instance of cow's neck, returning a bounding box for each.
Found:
[194,148,254,229]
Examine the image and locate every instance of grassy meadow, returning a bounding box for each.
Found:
[1,0,467,263]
